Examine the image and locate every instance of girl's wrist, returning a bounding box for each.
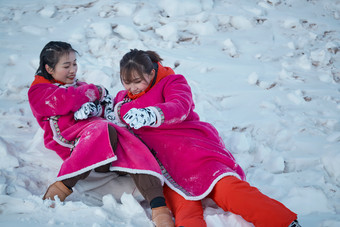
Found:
[148,106,164,127]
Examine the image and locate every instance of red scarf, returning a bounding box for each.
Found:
[127,62,175,100]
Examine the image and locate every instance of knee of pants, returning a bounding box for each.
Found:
[164,185,206,227]
[108,124,118,150]
[130,174,164,204]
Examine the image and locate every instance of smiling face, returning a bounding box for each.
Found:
[45,51,77,84]
[122,69,155,95]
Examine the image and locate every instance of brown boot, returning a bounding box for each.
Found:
[43,181,72,202]
[151,206,175,227]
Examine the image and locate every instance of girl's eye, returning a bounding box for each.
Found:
[133,79,142,84]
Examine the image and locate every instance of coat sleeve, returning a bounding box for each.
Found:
[154,75,194,125]
[118,75,195,126]
[28,83,101,117]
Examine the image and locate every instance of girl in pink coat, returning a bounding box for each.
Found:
[28,42,174,227]
[102,49,300,227]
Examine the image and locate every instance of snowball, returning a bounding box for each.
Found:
[89,22,112,38]
[287,92,303,105]
[113,2,136,16]
[279,69,293,80]
[155,24,178,42]
[114,25,139,40]
[248,72,259,85]
[287,42,295,50]
[296,55,311,70]
[255,144,271,162]
[263,155,285,173]
[133,8,154,26]
[230,16,253,30]
[310,50,330,66]
[188,21,216,36]
[229,133,251,153]
[39,6,56,18]
[87,39,106,55]
[158,0,202,17]
[223,38,238,57]
[281,18,300,29]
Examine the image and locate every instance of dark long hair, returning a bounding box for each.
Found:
[36,41,77,80]
[119,49,163,83]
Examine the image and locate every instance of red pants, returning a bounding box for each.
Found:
[164,176,297,227]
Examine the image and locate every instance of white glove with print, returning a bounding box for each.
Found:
[74,101,102,121]
[123,107,157,129]
[103,99,122,126]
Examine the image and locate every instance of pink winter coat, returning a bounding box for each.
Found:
[114,74,246,200]
[28,77,163,182]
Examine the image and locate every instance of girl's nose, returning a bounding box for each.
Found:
[129,85,136,93]
[70,65,77,73]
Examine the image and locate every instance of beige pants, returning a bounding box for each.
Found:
[62,124,164,204]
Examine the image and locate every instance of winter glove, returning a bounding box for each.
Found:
[101,93,114,118]
[100,88,113,105]
[74,101,102,121]
[123,107,157,129]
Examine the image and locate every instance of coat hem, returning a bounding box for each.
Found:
[109,166,164,185]
[56,156,117,181]
[165,172,242,201]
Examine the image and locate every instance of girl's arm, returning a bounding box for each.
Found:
[119,75,194,126]
[28,83,102,117]
[154,75,194,125]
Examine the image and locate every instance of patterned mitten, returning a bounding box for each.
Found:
[123,107,157,129]
[74,101,102,120]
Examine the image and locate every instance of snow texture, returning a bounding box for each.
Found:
[0,0,339,226]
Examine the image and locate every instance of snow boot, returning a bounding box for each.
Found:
[43,181,73,202]
[152,206,175,227]
[289,220,301,227]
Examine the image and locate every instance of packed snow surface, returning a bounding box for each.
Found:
[0,0,339,226]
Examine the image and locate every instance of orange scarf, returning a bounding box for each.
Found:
[30,75,65,87]
[127,62,175,100]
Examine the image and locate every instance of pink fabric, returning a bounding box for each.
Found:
[28,81,162,182]
[114,74,246,200]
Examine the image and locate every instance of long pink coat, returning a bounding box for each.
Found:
[28,78,163,182]
[114,74,246,200]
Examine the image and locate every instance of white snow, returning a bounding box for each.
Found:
[0,0,339,226]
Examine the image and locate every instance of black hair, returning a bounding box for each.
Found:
[35,41,78,80]
[119,49,163,84]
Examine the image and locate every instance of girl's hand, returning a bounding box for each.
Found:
[104,103,126,127]
[123,107,157,129]
[74,101,102,120]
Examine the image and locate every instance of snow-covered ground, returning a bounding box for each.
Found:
[0,0,340,226]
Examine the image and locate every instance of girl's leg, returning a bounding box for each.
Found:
[163,185,206,227]
[44,124,118,202]
[107,124,118,151]
[130,174,174,227]
[209,176,297,227]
